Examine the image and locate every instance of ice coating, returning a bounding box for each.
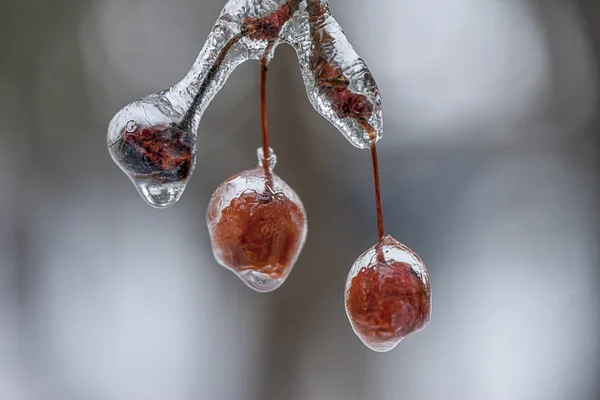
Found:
[345,235,431,352]
[107,0,294,207]
[107,0,382,206]
[285,0,383,148]
[107,100,195,208]
[206,148,307,292]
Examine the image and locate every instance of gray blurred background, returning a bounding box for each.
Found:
[1,0,599,399]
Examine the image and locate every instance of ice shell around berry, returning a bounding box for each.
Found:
[108,122,195,208]
[345,235,431,352]
[206,149,307,293]
[107,96,197,208]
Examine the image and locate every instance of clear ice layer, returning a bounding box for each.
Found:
[107,116,196,208]
[108,0,383,207]
[345,235,431,352]
[206,148,308,293]
[285,1,383,148]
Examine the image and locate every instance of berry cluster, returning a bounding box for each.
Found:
[107,0,431,352]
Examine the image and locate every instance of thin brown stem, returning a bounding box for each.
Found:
[260,56,270,170]
[370,142,385,241]
[367,128,385,242]
[179,30,248,131]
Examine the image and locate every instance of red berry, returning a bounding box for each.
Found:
[345,235,431,352]
[206,151,307,292]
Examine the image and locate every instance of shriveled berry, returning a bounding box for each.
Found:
[113,124,194,183]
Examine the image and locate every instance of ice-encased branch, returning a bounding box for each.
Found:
[183,0,383,149]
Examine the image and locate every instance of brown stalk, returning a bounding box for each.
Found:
[260,56,271,173]
[369,133,385,241]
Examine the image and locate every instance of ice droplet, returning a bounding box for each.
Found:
[206,151,307,293]
[240,270,286,293]
[136,179,187,209]
[345,235,431,352]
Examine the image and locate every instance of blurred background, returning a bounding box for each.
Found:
[1,0,599,399]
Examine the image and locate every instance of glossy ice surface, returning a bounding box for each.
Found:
[108,118,195,208]
[289,0,383,148]
[345,235,431,352]
[107,0,382,207]
[206,148,307,292]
